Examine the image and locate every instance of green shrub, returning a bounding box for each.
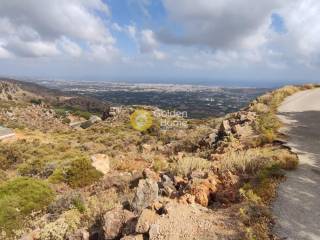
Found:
[54,108,68,118]
[50,157,103,188]
[0,178,54,234]
[80,120,93,129]
[30,99,42,105]
[62,118,71,124]
[73,110,91,120]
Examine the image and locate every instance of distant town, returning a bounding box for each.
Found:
[31,79,269,118]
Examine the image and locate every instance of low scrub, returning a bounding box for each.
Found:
[220,148,298,175]
[252,84,318,144]
[0,178,54,235]
[171,156,212,176]
[50,157,103,188]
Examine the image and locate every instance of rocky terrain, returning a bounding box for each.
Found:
[0,79,317,240]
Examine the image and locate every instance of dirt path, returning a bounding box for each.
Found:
[273,88,320,240]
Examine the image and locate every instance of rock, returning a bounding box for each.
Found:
[20,229,40,240]
[190,184,210,207]
[142,144,152,152]
[149,224,161,240]
[208,131,218,144]
[132,178,159,213]
[159,174,176,197]
[89,115,102,123]
[103,207,136,239]
[120,235,144,240]
[67,228,89,240]
[136,209,159,233]
[173,176,187,185]
[190,175,220,207]
[178,193,195,205]
[219,120,231,137]
[142,168,159,181]
[200,130,218,147]
[188,170,208,180]
[91,154,110,174]
[216,171,240,203]
[101,107,111,120]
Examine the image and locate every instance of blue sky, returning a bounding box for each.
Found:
[0,0,320,86]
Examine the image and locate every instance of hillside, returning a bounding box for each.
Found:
[0,80,317,240]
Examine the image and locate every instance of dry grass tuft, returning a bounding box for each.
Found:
[171,156,212,176]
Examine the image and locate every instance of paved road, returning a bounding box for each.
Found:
[273,88,320,240]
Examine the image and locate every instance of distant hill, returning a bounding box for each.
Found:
[0,78,110,115]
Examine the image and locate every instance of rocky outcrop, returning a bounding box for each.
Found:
[131,178,159,214]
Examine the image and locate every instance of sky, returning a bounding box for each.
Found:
[0,0,320,86]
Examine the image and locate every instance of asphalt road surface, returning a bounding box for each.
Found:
[273,88,320,240]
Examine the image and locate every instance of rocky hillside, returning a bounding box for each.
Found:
[0,80,317,240]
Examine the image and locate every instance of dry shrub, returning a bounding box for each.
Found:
[40,209,81,240]
[171,157,212,176]
[220,147,298,175]
[274,149,299,170]
[252,103,269,114]
[153,157,168,172]
[84,189,117,226]
[220,148,274,174]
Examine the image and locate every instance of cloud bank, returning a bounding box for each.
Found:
[0,0,320,82]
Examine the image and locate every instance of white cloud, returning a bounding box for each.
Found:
[127,25,138,40]
[0,0,116,59]
[153,50,167,60]
[140,29,158,53]
[88,44,120,62]
[0,46,12,59]
[58,37,82,57]
[160,0,284,50]
[278,0,320,65]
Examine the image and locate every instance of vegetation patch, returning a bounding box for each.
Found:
[0,178,54,235]
[50,157,103,188]
[171,156,212,176]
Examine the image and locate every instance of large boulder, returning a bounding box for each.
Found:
[132,179,159,214]
[103,207,136,240]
